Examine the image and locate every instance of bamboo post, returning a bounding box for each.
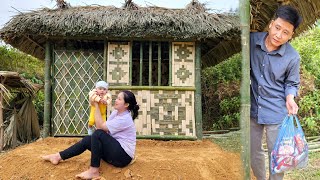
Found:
[129,41,133,85]
[240,0,251,179]
[158,42,162,86]
[195,42,203,139]
[0,81,3,151]
[139,43,143,86]
[103,39,108,81]
[169,41,172,86]
[12,108,17,148]
[149,42,152,86]
[44,42,52,137]
[137,135,197,140]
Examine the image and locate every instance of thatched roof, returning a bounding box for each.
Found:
[0,71,42,97]
[2,1,319,68]
[0,2,239,67]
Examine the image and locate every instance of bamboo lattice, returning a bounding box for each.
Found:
[52,50,104,136]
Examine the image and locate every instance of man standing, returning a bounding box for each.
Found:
[250,5,302,180]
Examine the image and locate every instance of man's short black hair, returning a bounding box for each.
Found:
[274,5,302,30]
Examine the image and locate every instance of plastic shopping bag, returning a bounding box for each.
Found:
[270,115,308,174]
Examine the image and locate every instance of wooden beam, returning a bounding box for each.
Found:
[48,36,196,42]
[24,35,45,50]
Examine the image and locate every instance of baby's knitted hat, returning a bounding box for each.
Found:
[95,81,108,89]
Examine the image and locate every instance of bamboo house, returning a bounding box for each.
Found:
[0,1,240,139]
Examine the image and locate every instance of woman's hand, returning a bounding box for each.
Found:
[93,102,109,132]
[99,99,107,105]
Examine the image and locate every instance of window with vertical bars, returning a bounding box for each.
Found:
[131,41,170,86]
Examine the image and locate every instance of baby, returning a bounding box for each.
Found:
[88,80,112,135]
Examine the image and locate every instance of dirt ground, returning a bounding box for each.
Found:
[0,137,242,180]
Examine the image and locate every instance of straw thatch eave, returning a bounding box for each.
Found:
[0,71,42,96]
[0,5,240,63]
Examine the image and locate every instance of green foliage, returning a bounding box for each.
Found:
[202,53,242,86]
[298,90,320,136]
[218,96,240,129]
[0,45,45,126]
[202,53,242,130]
[290,26,320,136]
[291,27,320,87]
[33,90,45,126]
[0,45,44,80]
[212,96,241,130]
[219,96,241,114]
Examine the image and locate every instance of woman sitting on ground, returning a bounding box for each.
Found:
[42,90,139,179]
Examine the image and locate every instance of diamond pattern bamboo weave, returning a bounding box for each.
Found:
[52,50,104,136]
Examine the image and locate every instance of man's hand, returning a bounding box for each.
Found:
[286,94,299,115]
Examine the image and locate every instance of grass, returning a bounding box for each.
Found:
[285,151,320,180]
[208,131,242,152]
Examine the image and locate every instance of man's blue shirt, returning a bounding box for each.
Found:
[250,32,300,124]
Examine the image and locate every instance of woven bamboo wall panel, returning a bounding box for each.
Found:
[108,90,195,136]
[172,42,195,86]
[107,42,130,85]
[52,50,104,136]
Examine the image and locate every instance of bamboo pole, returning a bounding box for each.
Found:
[109,86,195,91]
[55,134,197,140]
[240,0,251,179]
[103,39,108,81]
[306,136,320,141]
[149,42,152,86]
[169,41,172,86]
[195,42,203,140]
[0,81,3,151]
[158,42,161,86]
[129,41,133,85]
[136,135,197,140]
[139,43,143,86]
[43,42,52,137]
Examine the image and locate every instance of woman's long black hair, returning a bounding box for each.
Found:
[122,90,139,120]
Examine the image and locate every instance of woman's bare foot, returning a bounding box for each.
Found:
[75,166,100,179]
[129,155,137,165]
[41,153,62,165]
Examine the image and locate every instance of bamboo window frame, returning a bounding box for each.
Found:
[132,41,169,87]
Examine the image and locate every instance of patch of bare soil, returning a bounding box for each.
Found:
[0,137,242,180]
